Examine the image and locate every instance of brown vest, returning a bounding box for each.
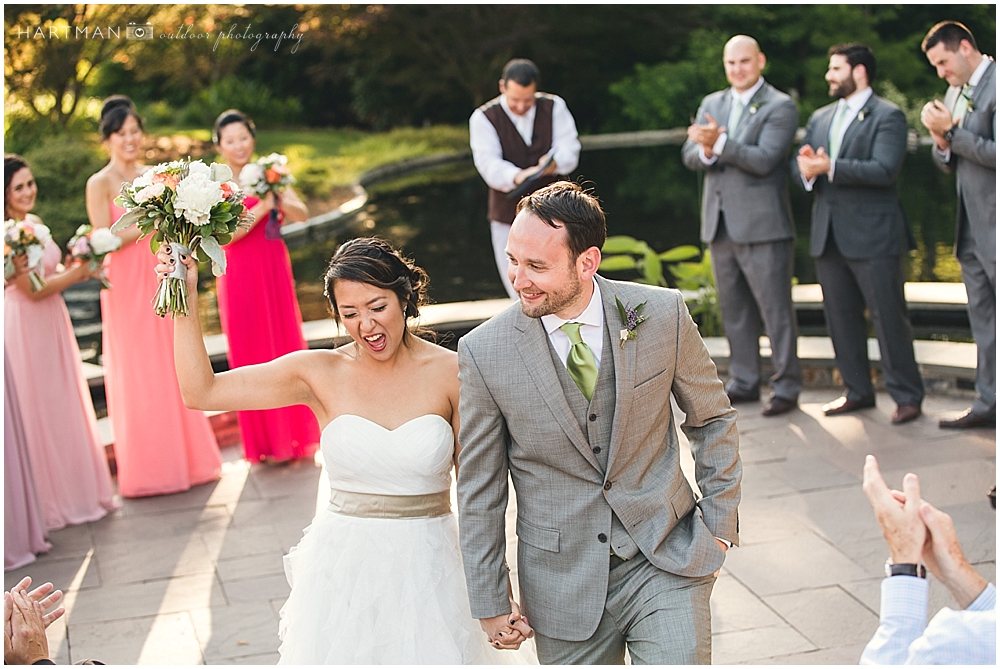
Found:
[481,94,562,224]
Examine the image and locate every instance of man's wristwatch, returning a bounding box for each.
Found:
[943,125,957,142]
[885,558,926,578]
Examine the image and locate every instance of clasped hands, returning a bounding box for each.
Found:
[514,154,557,186]
[920,100,955,150]
[479,598,534,651]
[687,113,725,158]
[796,144,832,180]
[862,455,988,609]
[4,577,65,665]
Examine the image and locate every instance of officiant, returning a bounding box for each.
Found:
[469,58,581,298]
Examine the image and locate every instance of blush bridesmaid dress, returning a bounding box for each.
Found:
[4,241,118,529]
[101,202,221,497]
[215,196,319,463]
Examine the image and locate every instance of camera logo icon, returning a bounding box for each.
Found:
[126,22,154,40]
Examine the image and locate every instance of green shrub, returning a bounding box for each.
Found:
[23,135,106,245]
[179,76,303,128]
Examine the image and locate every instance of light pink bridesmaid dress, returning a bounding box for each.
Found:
[100,202,221,497]
[4,241,118,530]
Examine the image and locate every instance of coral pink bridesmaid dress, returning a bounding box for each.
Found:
[215,196,320,462]
[4,241,118,530]
[101,202,221,497]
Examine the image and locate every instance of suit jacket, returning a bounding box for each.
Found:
[936,59,996,266]
[682,81,798,244]
[791,93,915,259]
[456,275,741,641]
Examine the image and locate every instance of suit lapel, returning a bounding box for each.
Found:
[597,277,637,470]
[970,60,995,108]
[838,96,874,156]
[514,311,603,473]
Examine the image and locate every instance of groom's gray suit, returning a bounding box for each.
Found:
[457,275,741,663]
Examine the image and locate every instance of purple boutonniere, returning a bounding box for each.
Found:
[615,295,647,348]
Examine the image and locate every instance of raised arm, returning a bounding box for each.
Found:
[161,250,325,422]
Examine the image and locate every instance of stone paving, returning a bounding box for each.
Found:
[6,390,995,664]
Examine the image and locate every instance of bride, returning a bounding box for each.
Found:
[159,237,533,663]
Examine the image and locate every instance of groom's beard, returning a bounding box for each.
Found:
[518,271,583,319]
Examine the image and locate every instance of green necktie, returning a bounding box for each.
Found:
[729,97,745,134]
[560,322,598,402]
[952,84,973,127]
[828,102,850,163]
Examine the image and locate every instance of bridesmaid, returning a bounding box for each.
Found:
[211,109,320,463]
[4,154,118,533]
[85,95,221,497]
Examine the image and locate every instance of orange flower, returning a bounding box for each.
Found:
[265,168,282,184]
[152,172,180,189]
[220,182,234,199]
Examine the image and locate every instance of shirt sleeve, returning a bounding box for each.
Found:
[860,576,929,665]
[699,133,727,165]
[935,146,952,163]
[801,174,816,191]
[550,95,581,175]
[469,109,521,192]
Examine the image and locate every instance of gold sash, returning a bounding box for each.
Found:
[329,489,451,519]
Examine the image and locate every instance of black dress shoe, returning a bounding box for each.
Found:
[822,395,876,416]
[891,404,921,425]
[762,396,797,416]
[727,389,760,404]
[939,408,996,429]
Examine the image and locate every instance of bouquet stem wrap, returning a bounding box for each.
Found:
[153,242,191,318]
[265,207,282,240]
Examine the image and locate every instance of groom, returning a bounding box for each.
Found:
[457,181,742,664]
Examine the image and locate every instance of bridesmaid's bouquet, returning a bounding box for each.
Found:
[4,218,51,291]
[112,159,253,318]
[239,153,295,239]
[67,224,122,289]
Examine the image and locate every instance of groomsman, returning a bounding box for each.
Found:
[683,35,802,417]
[470,58,581,299]
[920,21,996,429]
[792,44,924,425]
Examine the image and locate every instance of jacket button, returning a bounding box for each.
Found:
[589,413,597,421]
[592,446,601,454]
[597,533,608,543]
[604,482,612,491]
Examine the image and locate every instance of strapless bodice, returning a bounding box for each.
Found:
[321,414,454,496]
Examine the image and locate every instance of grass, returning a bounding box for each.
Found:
[148,124,471,198]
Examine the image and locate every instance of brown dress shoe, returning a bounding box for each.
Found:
[891,404,921,424]
[822,395,876,416]
[762,396,797,416]
[939,408,996,429]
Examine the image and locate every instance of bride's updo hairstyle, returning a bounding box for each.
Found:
[323,237,430,343]
[99,95,144,140]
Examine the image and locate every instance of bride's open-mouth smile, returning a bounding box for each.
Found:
[362,333,387,352]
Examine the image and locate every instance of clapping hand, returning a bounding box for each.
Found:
[796,144,831,180]
[920,100,954,150]
[687,113,726,157]
[4,577,64,666]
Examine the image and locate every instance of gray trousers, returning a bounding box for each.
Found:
[710,219,802,400]
[533,553,715,665]
[958,245,996,417]
[814,239,924,407]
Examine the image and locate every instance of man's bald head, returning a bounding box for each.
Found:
[723,35,766,93]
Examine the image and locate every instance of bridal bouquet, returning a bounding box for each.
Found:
[112,159,252,317]
[4,218,51,291]
[239,153,295,239]
[67,224,122,289]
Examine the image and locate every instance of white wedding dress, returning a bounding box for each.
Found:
[278,414,510,664]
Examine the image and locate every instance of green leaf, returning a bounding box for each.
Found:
[659,245,700,262]
[642,250,664,286]
[614,295,628,322]
[110,208,144,233]
[200,236,228,277]
[599,255,639,272]
[602,235,645,254]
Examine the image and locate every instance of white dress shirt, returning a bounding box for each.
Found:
[861,578,996,665]
[540,278,604,369]
[469,93,581,195]
[802,86,874,190]
[935,55,993,163]
[700,76,766,164]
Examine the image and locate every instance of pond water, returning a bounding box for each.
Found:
[69,143,964,363]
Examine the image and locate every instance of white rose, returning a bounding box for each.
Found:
[187,161,212,178]
[131,171,154,189]
[32,223,51,246]
[25,244,44,269]
[239,163,264,188]
[89,227,123,254]
[174,173,222,227]
[134,182,165,203]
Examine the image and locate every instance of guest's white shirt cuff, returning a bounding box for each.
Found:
[698,133,727,165]
[801,174,816,191]
[935,146,952,162]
